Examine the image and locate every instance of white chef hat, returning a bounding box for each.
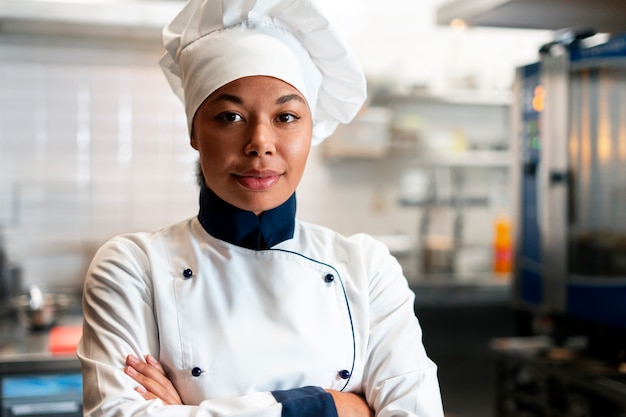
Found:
[160,0,367,146]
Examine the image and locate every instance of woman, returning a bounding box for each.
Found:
[77,0,444,416]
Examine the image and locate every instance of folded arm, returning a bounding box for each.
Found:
[125,354,373,417]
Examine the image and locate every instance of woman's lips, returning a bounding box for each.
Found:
[234,171,281,190]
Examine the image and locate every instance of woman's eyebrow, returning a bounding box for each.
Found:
[211,93,243,104]
[277,94,305,105]
[209,93,303,105]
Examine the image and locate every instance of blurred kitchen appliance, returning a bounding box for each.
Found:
[492,337,626,417]
[437,0,626,34]
[0,357,81,417]
[512,32,626,337]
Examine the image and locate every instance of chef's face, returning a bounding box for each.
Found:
[191,76,313,215]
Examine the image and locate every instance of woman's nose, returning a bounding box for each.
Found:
[244,120,276,156]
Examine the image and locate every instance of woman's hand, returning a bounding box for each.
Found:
[125,354,183,405]
[326,390,374,417]
[124,354,372,415]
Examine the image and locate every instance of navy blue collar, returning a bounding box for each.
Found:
[197,184,296,250]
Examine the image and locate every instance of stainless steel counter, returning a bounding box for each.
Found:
[411,273,512,306]
[0,312,81,362]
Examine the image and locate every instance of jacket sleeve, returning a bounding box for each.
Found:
[356,235,444,417]
[77,237,337,417]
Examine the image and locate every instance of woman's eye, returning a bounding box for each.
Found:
[277,113,300,123]
[216,112,243,123]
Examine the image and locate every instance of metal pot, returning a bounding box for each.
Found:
[10,285,73,329]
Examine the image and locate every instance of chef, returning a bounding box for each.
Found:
[77,0,444,416]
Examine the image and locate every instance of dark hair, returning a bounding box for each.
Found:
[196,159,205,188]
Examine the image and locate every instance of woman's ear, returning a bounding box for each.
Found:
[190,126,199,150]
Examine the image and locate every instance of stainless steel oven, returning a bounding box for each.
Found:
[513,31,626,333]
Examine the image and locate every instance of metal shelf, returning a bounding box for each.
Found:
[418,150,512,167]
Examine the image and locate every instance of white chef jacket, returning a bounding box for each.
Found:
[78,188,444,417]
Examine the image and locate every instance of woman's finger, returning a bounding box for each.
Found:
[145,354,167,375]
[135,385,157,401]
[125,354,183,405]
[125,356,180,405]
[126,355,165,382]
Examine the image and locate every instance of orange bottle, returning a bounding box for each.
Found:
[493,215,513,276]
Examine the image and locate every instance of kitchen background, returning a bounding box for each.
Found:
[7,1,626,416]
[0,5,553,413]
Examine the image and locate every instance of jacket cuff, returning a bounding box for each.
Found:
[271,386,338,417]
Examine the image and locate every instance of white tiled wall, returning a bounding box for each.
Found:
[0,55,199,292]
